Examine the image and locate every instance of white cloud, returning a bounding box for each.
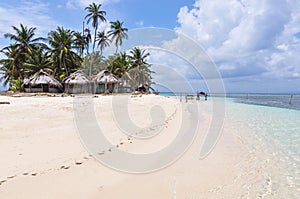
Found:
[0,1,58,39]
[175,0,300,86]
[66,0,119,9]
[135,20,144,27]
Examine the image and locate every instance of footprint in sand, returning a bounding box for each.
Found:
[60,166,70,170]
[98,151,105,155]
[7,175,16,179]
[31,173,37,176]
[0,180,7,185]
[23,172,29,176]
[75,161,83,165]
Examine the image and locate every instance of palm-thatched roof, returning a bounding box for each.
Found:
[63,70,90,85]
[22,71,63,90]
[94,70,118,84]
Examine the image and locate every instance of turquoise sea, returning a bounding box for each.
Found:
[221,94,300,165]
[160,92,300,197]
[162,92,300,161]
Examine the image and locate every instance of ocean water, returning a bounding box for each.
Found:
[224,94,300,162]
[223,95,300,198]
[227,93,300,110]
[160,92,300,197]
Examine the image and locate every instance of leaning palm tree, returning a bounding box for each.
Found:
[107,21,128,53]
[84,3,106,52]
[96,31,110,55]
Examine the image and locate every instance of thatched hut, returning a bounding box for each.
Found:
[94,70,119,93]
[22,71,63,93]
[63,70,91,94]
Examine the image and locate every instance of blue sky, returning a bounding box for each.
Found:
[0,0,300,93]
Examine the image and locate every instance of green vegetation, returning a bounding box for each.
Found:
[0,2,152,92]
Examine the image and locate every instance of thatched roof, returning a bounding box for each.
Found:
[22,71,63,90]
[63,70,90,85]
[94,70,118,84]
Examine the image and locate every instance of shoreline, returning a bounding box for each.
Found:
[0,95,299,198]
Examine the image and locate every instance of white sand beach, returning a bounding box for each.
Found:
[0,95,298,198]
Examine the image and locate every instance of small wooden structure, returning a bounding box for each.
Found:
[197,92,208,101]
[94,70,119,93]
[63,70,91,94]
[22,71,63,93]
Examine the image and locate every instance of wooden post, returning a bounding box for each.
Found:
[289,95,293,105]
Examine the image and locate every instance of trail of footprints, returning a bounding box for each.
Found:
[97,136,133,156]
[0,156,91,188]
[0,108,177,188]
[0,137,134,187]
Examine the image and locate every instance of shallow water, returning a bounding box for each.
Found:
[222,99,300,198]
[161,93,300,197]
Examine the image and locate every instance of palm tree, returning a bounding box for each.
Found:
[128,47,152,87]
[96,31,110,55]
[0,45,19,86]
[2,24,44,80]
[108,21,128,53]
[47,27,82,79]
[81,51,105,76]
[4,24,44,56]
[73,32,86,57]
[109,52,130,78]
[84,28,92,54]
[23,47,53,77]
[84,3,106,52]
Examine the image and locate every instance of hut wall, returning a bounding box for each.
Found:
[24,87,60,93]
[64,83,92,94]
[95,83,116,94]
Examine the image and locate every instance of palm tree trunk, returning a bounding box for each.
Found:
[115,45,118,54]
[93,27,97,52]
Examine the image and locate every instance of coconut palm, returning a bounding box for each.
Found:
[23,47,53,77]
[4,24,44,58]
[84,3,106,52]
[47,27,82,79]
[96,31,110,55]
[81,51,105,76]
[109,52,131,78]
[73,32,86,57]
[84,28,92,54]
[0,45,19,86]
[128,47,152,87]
[107,21,128,53]
[1,24,44,81]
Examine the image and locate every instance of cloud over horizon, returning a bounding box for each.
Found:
[175,0,300,88]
